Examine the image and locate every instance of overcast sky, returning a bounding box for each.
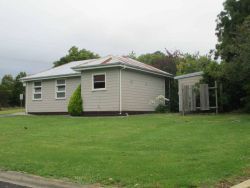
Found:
[0,0,224,78]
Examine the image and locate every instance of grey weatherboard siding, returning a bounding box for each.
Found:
[26,77,80,113]
[121,69,165,111]
[81,68,165,112]
[81,68,120,112]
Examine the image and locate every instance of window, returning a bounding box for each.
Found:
[93,74,106,90]
[33,81,42,100]
[56,79,66,99]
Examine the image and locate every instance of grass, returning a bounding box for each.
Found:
[0,107,25,115]
[0,114,249,187]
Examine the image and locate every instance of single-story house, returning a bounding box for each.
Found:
[21,55,172,115]
[174,71,203,112]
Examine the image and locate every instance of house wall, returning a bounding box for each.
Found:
[25,76,80,113]
[177,75,202,112]
[121,69,165,111]
[81,68,120,112]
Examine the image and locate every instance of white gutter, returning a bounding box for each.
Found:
[21,73,81,82]
[25,83,28,114]
[119,65,126,114]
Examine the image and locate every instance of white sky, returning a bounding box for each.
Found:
[0,0,224,78]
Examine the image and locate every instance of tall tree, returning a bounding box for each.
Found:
[53,46,100,67]
[12,72,27,106]
[215,0,250,62]
[215,0,250,111]
[0,75,14,107]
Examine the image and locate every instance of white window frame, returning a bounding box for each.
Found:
[55,79,66,100]
[92,73,106,91]
[33,81,42,101]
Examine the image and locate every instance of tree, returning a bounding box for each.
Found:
[12,72,27,106]
[215,0,250,62]
[0,75,14,107]
[53,46,100,67]
[215,0,250,112]
[176,53,214,75]
[138,50,179,75]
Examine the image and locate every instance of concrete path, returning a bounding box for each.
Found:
[231,179,250,188]
[0,170,102,188]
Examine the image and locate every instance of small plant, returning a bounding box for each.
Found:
[155,103,168,113]
[152,95,169,113]
[68,85,83,116]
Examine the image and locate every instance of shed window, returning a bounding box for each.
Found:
[33,81,42,100]
[93,74,106,90]
[56,79,66,99]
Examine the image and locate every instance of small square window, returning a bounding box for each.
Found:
[34,82,41,87]
[34,93,41,99]
[57,80,65,85]
[93,74,106,90]
[57,92,65,98]
[34,87,41,93]
[57,85,65,91]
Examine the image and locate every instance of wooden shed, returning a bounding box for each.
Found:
[174,72,203,112]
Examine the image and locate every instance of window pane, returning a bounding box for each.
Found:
[34,82,41,87]
[94,75,105,82]
[57,92,65,98]
[57,80,65,85]
[34,94,41,99]
[57,85,65,91]
[34,87,41,93]
[94,82,105,89]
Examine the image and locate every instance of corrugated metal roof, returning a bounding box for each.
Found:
[22,55,172,81]
[73,55,172,77]
[22,59,95,81]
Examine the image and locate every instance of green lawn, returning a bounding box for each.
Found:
[0,108,25,115]
[0,114,249,187]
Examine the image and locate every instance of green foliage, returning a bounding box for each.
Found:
[12,72,27,106]
[155,103,168,113]
[138,50,178,75]
[0,75,14,107]
[176,53,215,75]
[53,46,100,67]
[215,0,250,62]
[214,0,250,112]
[68,85,83,116]
[0,72,26,108]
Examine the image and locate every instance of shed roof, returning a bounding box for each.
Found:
[174,71,203,80]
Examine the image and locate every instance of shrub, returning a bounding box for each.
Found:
[68,85,83,116]
[155,103,168,113]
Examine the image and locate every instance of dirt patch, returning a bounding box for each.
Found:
[215,168,250,188]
